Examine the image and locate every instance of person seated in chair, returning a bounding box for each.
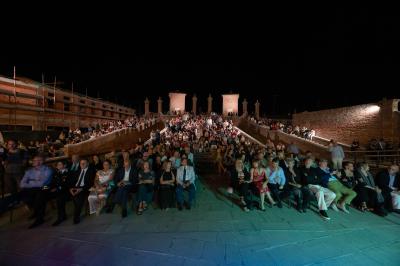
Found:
[230,159,252,212]
[355,162,387,216]
[266,158,286,208]
[51,161,70,226]
[136,161,155,215]
[176,158,196,210]
[376,164,400,213]
[316,159,357,214]
[19,155,53,228]
[111,159,137,217]
[159,160,176,210]
[250,160,275,211]
[285,158,311,213]
[341,162,369,212]
[88,160,115,216]
[300,158,336,221]
[68,159,96,224]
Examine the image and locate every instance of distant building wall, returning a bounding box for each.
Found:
[293,99,400,147]
[0,76,135,131]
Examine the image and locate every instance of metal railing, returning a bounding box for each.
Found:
[346,149,400,167]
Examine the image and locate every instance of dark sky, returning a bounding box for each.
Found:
[1,8,399,116]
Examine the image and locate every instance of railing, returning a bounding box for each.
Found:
[346,149,400,167]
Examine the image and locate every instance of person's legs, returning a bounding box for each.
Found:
[96,194,107,215]
[309,185,327,211]
[301,186,311,210]
[73,192,86,223]
[88,194,98,215]
[265,191,275,205]
[328,181,343,205]
[334,183,357,206]
[159,186,167,209]
[187,184,195,207]
[331,158,338,170]
[292,188,302,210]
[34,189,49,222]
[390,192,400,210]
[176,185,184,208]
[137,185,147,212]
[20,188,37,211]
[260,192,265,210]
[268,183,282,206]
[337,158,343,170]
[56,191,68,220]
[322,187,336,208]
[104,188,116,212]
[120,186,131,211]
[381,190,393,211]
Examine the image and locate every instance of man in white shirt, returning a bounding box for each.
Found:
[176,158,196,210]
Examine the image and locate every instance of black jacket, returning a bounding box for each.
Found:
[376,170,400,193]
[69,167,96,191]
[299,166,321,186]
[51,169,70,192]
[114,166,137,185]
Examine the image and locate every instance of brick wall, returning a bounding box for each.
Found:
[293,99,400,147]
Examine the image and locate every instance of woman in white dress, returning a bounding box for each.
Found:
[88,160,115,215]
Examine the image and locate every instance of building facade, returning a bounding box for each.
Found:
[0,76,135,131]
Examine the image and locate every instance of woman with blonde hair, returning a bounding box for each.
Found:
[230,159,252,212]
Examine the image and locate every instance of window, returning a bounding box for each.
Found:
[47,93,55,108]
[79,100,85,113]
[63,96,70,112]
[0,125,32,131]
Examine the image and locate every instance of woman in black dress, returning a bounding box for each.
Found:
[159,161,176,210]
[137,161,155,215]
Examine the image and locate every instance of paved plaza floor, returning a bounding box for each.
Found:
[1,154,400,265]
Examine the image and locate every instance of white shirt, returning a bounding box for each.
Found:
[123,167,131,182]
[76,168,88,187]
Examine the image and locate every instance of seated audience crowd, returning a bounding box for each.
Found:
[0,113,399,229]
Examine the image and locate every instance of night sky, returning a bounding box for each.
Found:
[1,8,399,116]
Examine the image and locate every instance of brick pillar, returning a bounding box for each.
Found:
[192,94,197,115]
[157,97,163,114]
[242,98,248,116]
[144,97,150,116]
[207,94,213,114]
[255,100,260,119]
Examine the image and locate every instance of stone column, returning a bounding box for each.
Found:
[192,94,197,115]
[144,97,150,116]
[242,98,248,115]
[157,97,163,114]
[255,100,260,119]
[207,94,213,114]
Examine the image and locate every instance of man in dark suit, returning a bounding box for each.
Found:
[109,160,137,217]
[68,158,95,224]
[376,164,400,212]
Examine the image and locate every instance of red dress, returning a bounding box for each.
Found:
[253,168,269,193]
